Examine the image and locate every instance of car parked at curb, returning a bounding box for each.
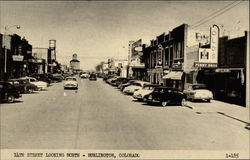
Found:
[133,84,161,101]
[64,77,78,89]
[0,81,21,103]
[30,73,52,84]
[183,84,213,102]
[144,87,186,107]
[118,79,136,91]
[20,77,48,90]
[123,81,150,95]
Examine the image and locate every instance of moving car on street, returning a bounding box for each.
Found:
[20,77,48,90]
[123,81,150,95]
[183,84,213,102]
[64,77,78,89]
[145,87,186,107]
[79,71,90,79]
[0,81,21,103]
[133,84,161,101]
[89,73,97,81]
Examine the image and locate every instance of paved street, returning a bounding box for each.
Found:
[0,78,249,150]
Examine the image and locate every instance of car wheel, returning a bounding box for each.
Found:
[142,97,147,102]
[181,98,187,107]
[161,101,168,107]
[207,99,211,103]
[7,95,15,103]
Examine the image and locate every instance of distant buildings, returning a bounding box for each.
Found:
[70,53,80,73]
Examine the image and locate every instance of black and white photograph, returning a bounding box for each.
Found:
[0,1,249,159]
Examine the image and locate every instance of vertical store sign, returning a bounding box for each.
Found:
[198,25,219,64]
[210,25,219,63]
[157,45,163,66]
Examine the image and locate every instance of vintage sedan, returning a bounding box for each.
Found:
[133,84,161,101]
[89,74,97,81]
[0,81,21,103]
[118,79,136,91]
[123,81,150,95]
[7,79,27,93]
[183,84,213,102]
[64,77,78,89]
[145,87,186,107]
[79,72,90,79]
[20,77,48,90]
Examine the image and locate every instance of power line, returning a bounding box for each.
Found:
[190,1,242,29]
[190,1,238,27]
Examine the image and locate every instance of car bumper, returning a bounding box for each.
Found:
[64,85,78,88]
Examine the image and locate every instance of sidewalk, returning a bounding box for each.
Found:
[186,100,249,124]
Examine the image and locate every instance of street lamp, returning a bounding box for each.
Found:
[3,25,21,80]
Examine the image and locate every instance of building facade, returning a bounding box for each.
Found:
[0,33,33,80]
[127,39,146,80]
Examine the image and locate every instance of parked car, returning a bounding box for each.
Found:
[0,81,21,103]
[118,79,136,91]
[106,76,118,85]
[123,81,150,95]
[46,73,63,82]
[20,77,48,90]
[17,79,38,93]
[31,73,52,84]
[64,77,78,89]
[113,77,128,86]
[89,74,97,81]
[7,79,27,94]
[103,74,115,81]
[133,84,161,101]
[145,87,186,107]
[183,84,213,102]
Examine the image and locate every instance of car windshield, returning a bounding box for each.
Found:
[66,78,76,81]
[143,86,155,90]
[30,78,38,82]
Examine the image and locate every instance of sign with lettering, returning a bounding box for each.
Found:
[197,25,219,67]
[156,45,163,66]
[215,68,230,73]
[12,55,24,61]
[194,62,217,68]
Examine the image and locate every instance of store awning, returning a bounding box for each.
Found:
[163,71,183,80]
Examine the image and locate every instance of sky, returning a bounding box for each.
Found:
[0,1,249,70]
